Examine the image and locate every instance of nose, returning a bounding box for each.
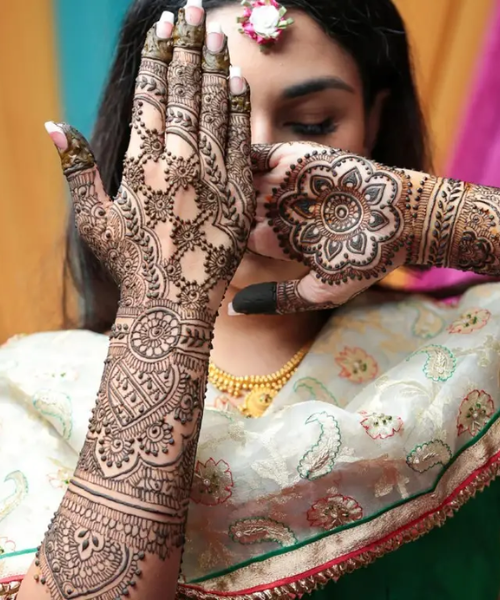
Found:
[250,112,277,145]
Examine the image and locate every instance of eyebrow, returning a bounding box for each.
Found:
[282,77,355,100]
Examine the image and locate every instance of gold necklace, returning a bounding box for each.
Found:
[208,343,310,418]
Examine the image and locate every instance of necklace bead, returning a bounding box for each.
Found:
[208,343,311,418]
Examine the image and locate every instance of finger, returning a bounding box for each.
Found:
[45,122,112,251]
[225,68,254,232]
[250,143,282,172]
[199,22,230,169]
[128,13,174,161]
[166,0,205,153]
[230,279,319,316]
[231,269,375,315]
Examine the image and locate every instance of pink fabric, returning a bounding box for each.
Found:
[409,0,500,293]
[447,0,500,186]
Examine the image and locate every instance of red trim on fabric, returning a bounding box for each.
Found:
[182,448,500,596]
[0,575,24,585]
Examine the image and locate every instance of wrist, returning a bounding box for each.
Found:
[112,299,215,362]
[398,169,439,267]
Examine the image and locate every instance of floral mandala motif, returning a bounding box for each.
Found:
[457,390,495,437]
[268,155,404,284]
[191,458,234,505]
[122,158,145,192]
[204,245,239,282]
[457,230,496,272]
[129,308,182,361]
[360,412,403,440]
[171,220,206,252]
[178,282,209,311]
[137,421,174,456]
[448,308,491,334]
[99,435,133,468]
[165,154,199,190]
[145,191,171,226]
[307,494,363,530]
[140,132,164,160]
[336,347,378,383]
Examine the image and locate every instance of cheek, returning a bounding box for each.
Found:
[327,109,367,155]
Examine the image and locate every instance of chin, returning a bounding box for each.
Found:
[229,251,310,291]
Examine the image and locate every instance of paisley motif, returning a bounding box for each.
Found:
[406,440,452,473]
[32,389,73,440]
[293,377,338,406]
[407,302,444,339]
[298,412,341,480]
[229,517,297,547]
[0,471,28,522]
[409,345,456,382]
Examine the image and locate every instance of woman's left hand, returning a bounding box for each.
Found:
[232,142,419,315]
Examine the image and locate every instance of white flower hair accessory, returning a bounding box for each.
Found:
[237,0,294,51]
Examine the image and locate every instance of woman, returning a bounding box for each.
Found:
[1,0,499,598]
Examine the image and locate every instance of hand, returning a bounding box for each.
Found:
[36,9,254,599]
[233,142,428,315]
[47,13,254,322]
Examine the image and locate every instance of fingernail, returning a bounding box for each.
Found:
[44,121,68,151]
[206,22,224,52]
[185,0,204,26]
[229,66,246,95]
[157,11,175,39]
[228,303,242,316]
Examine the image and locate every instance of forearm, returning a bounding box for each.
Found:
[406,175,500,275]
[21,301,213,600]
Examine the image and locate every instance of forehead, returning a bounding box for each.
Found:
[207,6,363,97]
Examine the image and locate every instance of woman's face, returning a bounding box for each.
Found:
[208,5,382,290]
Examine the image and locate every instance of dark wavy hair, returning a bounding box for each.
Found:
[64,0,431,332]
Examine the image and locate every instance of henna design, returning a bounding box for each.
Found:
[416,180,500,275]
[38,13,254,599]
[268,151,408,286]
[239,143,500,317]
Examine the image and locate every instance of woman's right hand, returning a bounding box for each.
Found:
[46,6,254,321]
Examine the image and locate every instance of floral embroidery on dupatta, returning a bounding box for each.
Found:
[448,308,491,334]
[335,347,378,383]
[360,412,403,440]
[191,458,234,506]
[307,494,363,530]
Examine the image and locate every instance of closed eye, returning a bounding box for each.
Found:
[285,118,337,137]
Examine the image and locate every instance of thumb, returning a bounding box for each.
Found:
[230,273,337,315]
[45,121,112,247]
[250,143,283,173]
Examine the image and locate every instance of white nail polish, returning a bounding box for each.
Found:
[160,11,175,24]
[44,121,64,135]
[186,0,203,7]
[230,66,242,79]
[207,21,223,34]
[228,303,242,316]
[44,121,68,151]
[157,11,175,39]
